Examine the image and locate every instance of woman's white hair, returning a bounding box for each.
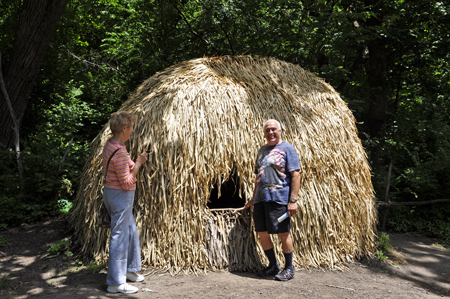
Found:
[263,119,282,130]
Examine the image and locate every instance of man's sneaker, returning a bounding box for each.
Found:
[107,283,139,294]
[258,265,280,277]
[126,272,145,282]
[274,268,295,281]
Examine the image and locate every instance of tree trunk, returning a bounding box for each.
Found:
[364,0,389,138]
[365,39,388,137]
[0,52,25,195]
[0,0,69,148]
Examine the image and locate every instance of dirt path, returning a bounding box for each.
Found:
[0,218,449,298]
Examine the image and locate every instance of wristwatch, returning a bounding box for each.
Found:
[289,197,298,203]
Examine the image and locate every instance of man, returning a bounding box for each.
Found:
[244,119,300,281]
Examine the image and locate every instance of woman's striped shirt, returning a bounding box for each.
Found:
[102,140,137,190]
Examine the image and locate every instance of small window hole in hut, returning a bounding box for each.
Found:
[207,170,245,211]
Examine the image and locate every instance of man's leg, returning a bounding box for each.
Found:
[275,232,295,281]
[278,232,294,270]
[254,203,280,276]
[258,231,278,266]
[258,231,274,250]
[278,232,293,253]
[257,231,279,276]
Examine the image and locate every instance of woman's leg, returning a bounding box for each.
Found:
[103,188,135,286]
[126,201,141,272]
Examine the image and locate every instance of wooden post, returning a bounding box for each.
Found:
[381,162,393,231]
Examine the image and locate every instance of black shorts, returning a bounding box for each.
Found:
[253,202,290,234]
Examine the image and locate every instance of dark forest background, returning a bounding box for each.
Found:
[0,0,449,243]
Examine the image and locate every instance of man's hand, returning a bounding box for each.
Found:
[244,199,254,212]
[287,201,298,218]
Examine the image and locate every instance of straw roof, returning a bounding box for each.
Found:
[69,55,376,274]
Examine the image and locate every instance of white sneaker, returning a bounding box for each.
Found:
[126,272,145,282]
[107,283,139,294]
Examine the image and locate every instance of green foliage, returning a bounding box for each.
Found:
[432,242,445,249]
[0,145,77,226]
[58,198,73,214]
[376,250,389,261]
[387,204,450,245]
[86,262,104,273]
[1,0,449,237]
[48,241,70,255]
[377,233,392,254]
[0,0,20,63]
[0,235,9,247]
[376,233,391,261]
[0,276,9,290]
[0,81,92,226]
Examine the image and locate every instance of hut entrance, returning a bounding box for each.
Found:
[207,171,245,210]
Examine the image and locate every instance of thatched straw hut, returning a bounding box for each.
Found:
[69,56,376,274]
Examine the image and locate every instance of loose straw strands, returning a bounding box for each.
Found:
[68,55,376,274]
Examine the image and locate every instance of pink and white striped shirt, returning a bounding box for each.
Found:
[102,140,137,190]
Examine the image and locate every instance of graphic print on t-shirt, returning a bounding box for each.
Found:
[257,147,287,189]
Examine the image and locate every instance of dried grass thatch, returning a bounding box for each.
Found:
[69,56,376,274]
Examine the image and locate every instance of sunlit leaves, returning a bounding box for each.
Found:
[5,0,449,229]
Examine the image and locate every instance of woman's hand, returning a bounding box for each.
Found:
[135,152,148,167]
[130,152,148,180]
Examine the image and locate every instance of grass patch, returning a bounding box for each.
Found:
[432,242,446,249]
[0,235,9,247]
[0,276,10,290]
[377,233,392,254]
[87,262,104,273]
[376,250,389,261]
[47,240,70,255]
[376,232,393,261]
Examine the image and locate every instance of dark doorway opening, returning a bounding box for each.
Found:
[207,172,245,209]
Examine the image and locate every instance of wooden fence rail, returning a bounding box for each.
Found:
[377,162,450,231]
[376,198,450,207]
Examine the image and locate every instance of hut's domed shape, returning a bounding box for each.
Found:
[69,56,376,273]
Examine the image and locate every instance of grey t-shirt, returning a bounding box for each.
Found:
[254,141,300,205]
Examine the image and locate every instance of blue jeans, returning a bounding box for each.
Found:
[103,188,141,285]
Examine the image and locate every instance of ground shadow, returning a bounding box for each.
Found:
[1,219,450,298]
[359,232,450,297]
[0,218,122,298]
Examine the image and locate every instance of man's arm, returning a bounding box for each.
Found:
[288,170,300,217]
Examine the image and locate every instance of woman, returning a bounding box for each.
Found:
[102,111,148,294]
